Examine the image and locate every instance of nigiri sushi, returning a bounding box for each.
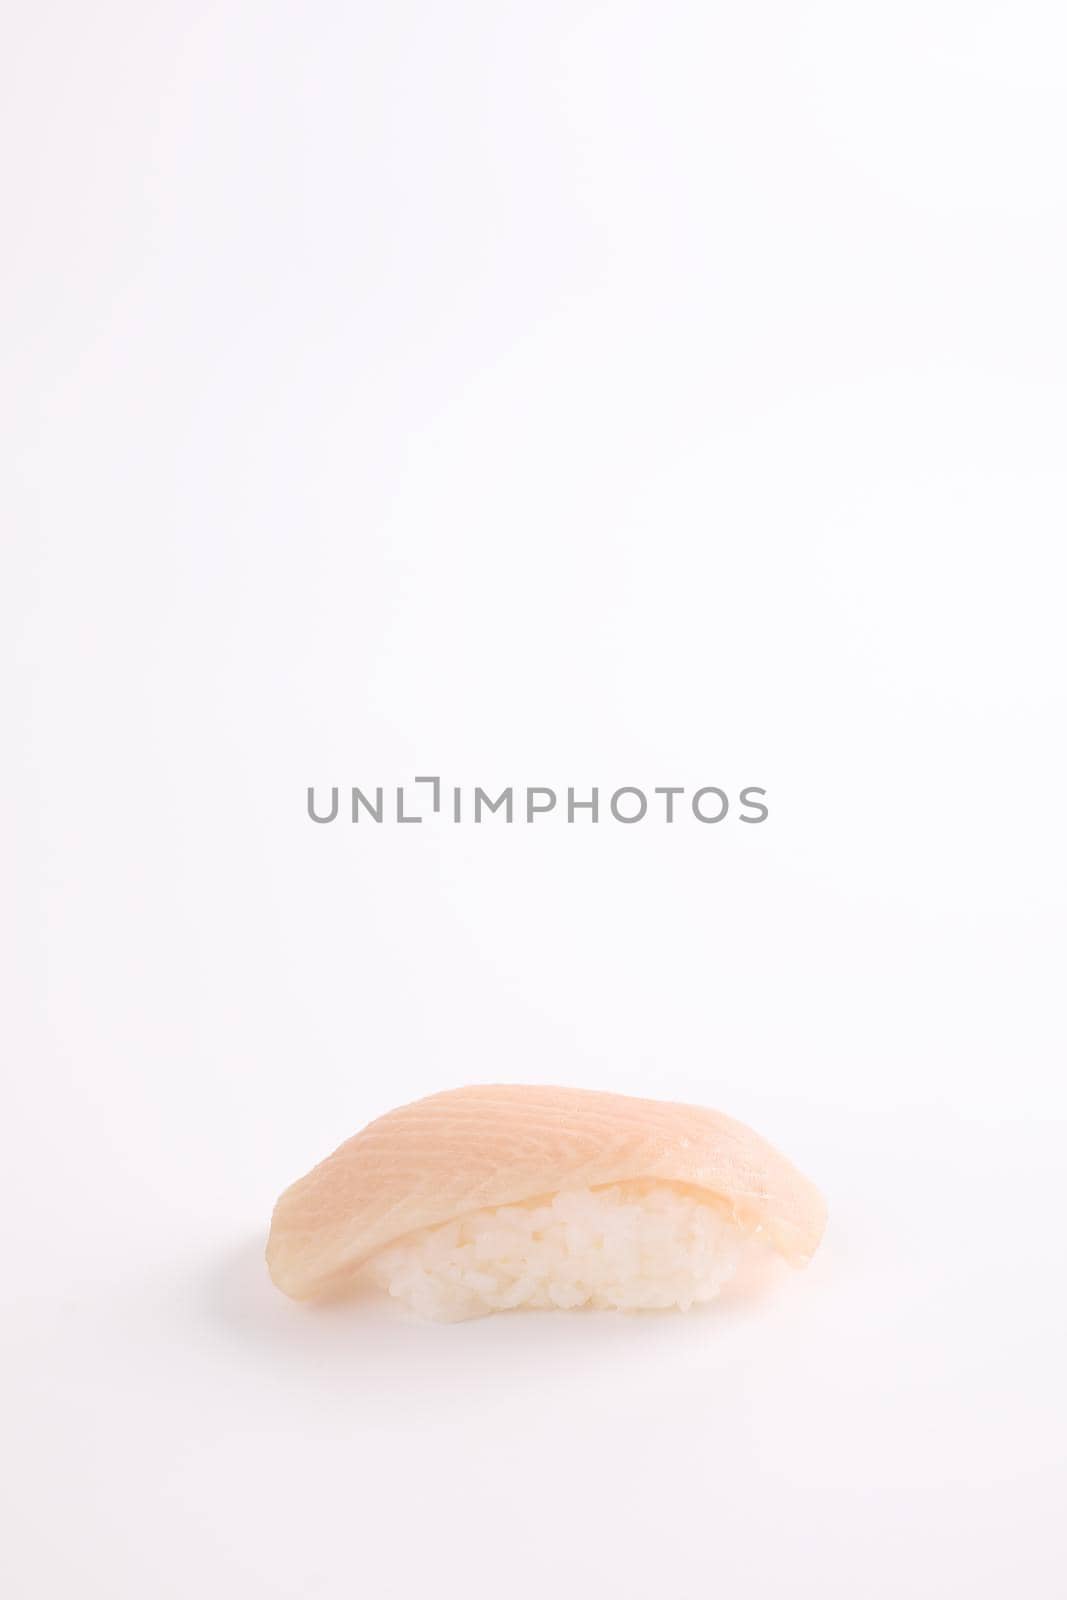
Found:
[266,1085,826,1321]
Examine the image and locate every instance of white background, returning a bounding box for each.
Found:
[4,3,1067,1595]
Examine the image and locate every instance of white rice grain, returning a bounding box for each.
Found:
[365,1182,768,1321]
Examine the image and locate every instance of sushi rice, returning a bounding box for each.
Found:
[366,1181,770,1321]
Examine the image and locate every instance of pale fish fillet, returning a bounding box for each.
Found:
[266,1085,827,1304]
